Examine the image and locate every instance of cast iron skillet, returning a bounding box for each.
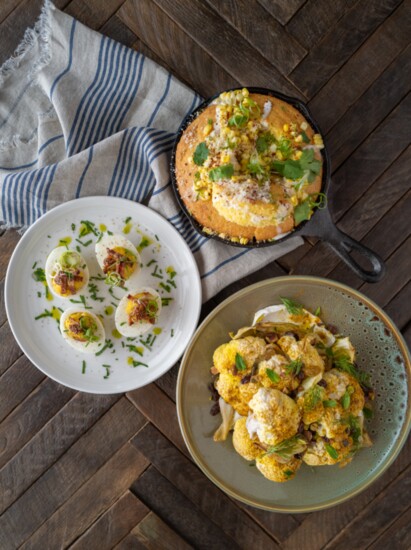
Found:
[170,87,385,283]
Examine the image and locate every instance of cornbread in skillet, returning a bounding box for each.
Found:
[175,89,325,243]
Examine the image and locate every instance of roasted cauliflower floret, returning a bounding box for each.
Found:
[303,435,354,466]
[256,454,302,482]
[247,388,301,446]
[213,336,266,375]
[232,417,263,460]
[323,369,364,416]
[298,382,326,425]
[258,353,300,393]
[215,372,260,416]
[277,334,324,378]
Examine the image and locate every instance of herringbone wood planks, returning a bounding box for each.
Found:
[0,1,410,548]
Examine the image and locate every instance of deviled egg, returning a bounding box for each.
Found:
[115,287,161,337]
[95,234,140,287]
[60,308,105,353]
[45,247,89,298]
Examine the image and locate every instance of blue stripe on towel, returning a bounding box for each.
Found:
[50,19,77,99]
[73,39,117,154]
[76,146,94,198]
[66,35,108,155]
[147,73,172,126]
[201,249,250,279]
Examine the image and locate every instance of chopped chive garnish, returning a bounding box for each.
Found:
[71,223,76,231]
[81,360,86,374]
[161,297,173,306]
[159,282,171,292]
[146,259,157,267]
[75,238,92,247]
[102,364,111,379]
[95,339,114,356]
[32,261,38,269]
[171,328,174,337]
[124,216,132,224]
[129,359,149,368]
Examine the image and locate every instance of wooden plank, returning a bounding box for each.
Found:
[290,0,403,97]
[283,437,411,549]
[358,235,411,308]
[0,391,119,514]
[0,322,22,375]
[292,146,411,279]
[122,511,193,550]
[287,0,357,49]
[325,463,411,549]
[71,491,149,550]
[131,423,280,549]
[0,0,25,25]
[118,0,240,97]
[21,444,149,549]
[146,0,304,98]
[0,230,20,280]
[205,0,307,74]
[309,0,411,134]
[0,355,44,423]
[325,45,411,170]
[328,93,411,220]
[0,280,6,325]
[257,0,305,25]
[0,0,70,64]
[99,13,138,48]
[328,189,411,291]
[131,466,240,550]
[127,383,186,455]
[368,506,411,550]
[0,397,146,548]
[64,0,127,30]
[0,377,74,469]
[385,280,411,330]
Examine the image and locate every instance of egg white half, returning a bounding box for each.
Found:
[115,286,161,337]
[95,234,141,280]
[45,246,89,299]
[60,307,105,354]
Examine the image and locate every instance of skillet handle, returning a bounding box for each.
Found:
[299,207,385,283]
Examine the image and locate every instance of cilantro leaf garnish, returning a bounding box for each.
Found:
[294,192,327,225]
[301,130,310,143]
[209,163,234,181]
[193,142,209,166]
[247,161,267,178]
[280,297,304,315]
[235,352,247,372]
[256,132,275,153]
[266,368,280,383]
[299,149,321,182]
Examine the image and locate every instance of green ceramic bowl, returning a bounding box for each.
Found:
[176,276,411,513]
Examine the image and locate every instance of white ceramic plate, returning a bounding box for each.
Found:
[5,197,201,393]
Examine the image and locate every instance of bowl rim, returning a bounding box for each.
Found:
[176,275,411,513]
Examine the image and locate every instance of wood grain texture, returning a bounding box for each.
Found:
[290,0,403,97]
[205,0,307,74]
[0,1,409,549]
[71,491,149,550]
[122,511,192,550]
[258,0,306,25]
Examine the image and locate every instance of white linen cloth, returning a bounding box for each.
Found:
[0,1,302,301]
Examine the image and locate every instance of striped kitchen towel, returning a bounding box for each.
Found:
[0,0,302,302]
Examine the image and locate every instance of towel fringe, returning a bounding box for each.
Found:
[0,0,53,86]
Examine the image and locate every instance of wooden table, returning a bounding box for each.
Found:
[0,1,410,548]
